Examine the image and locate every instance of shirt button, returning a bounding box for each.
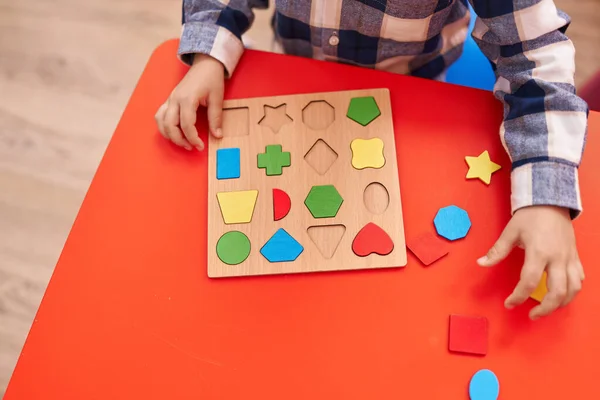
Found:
[328,34,339,46]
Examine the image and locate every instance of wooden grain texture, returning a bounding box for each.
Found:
[364,182,390,215]
[208,89,407,277]
[0,0,597,394]
[0,0,182,395]
[307,224,346,259]
[558,0,600,87]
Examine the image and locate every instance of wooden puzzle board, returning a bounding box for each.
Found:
[207,89,406,277]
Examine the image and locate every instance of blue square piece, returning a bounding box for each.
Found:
[216,148,240,180]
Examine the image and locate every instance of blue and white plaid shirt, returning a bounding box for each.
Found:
[179,0,588,217]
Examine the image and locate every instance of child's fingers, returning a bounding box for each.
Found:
[207,90,224,138]
[576,259,585,280]
[165,101,191,151]
[529,263,567,320]
[561,263,582,307]
[180,98,204,151]
[154,102,169,139]
[477,222,518,267]
[504,250,545,309]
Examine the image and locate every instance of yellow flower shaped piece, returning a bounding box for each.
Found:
[351,138,386,170]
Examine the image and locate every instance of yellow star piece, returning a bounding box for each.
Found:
[465,150,501,185]
[530,271,548,302]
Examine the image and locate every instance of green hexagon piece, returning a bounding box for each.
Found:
[304,185,343,218]
[347,96,381,126]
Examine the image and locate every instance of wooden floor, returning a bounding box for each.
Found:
[0,0,598,394]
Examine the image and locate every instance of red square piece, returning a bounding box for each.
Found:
[448,315,488,356]
[406,231,449,266]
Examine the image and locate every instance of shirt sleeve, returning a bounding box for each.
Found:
[468,0,589,219]
[178,0,269,76]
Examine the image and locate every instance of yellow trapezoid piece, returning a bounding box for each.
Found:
[530,271,548,302]
[465,150,502,185]
[350,138,386,170]
[217,190,259,224]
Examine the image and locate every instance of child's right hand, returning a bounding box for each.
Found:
[155,54,225,151]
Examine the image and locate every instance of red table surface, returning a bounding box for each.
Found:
[6,40,600,399]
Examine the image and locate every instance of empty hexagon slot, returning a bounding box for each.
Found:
[363,182,389,215]
[304,139,338,175]
[302,100,335,130]
[304,185,343,218]
[222,107,249,137]
[258,103,293,133]
[307,225,346,259]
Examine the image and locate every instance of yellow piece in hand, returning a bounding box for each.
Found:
[217,190,259,224]
[530,271,548,302]
[350,138,386,170]
[465,150,502,185]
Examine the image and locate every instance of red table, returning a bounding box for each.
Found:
[6,40,600,399]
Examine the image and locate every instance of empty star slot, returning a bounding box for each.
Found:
[258,103,293,133]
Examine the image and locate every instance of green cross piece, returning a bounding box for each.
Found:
[257,145,291,176]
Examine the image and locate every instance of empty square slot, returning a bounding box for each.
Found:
[222,107,249,137]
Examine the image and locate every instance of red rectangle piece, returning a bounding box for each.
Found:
[406,231,449,266]
[448,314,488,356]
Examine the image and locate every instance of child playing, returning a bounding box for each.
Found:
[155,0,588,320]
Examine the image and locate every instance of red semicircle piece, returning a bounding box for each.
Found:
[273,188,291,221]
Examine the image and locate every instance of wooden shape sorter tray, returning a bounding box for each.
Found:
[207,89,406,277]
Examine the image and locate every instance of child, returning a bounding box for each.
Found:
[155,0,587,320]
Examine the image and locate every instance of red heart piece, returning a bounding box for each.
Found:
[352,222,394,257]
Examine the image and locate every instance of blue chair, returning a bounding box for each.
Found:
[445,5,496,91]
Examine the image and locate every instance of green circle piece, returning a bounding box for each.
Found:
[216,231,251,265]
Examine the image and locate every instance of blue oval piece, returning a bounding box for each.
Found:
[434,205,471,241]
[260,228,304,262]
[469,369,499,400]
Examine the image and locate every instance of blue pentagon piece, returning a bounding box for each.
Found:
[434,205,471,241]
[260,228,304,262]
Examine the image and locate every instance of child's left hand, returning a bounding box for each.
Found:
[477,205,584,320]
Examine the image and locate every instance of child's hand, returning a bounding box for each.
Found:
[477,206,584,320]
[155,54,225,151]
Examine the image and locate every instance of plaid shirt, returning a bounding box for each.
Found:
[179,0,588,218]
